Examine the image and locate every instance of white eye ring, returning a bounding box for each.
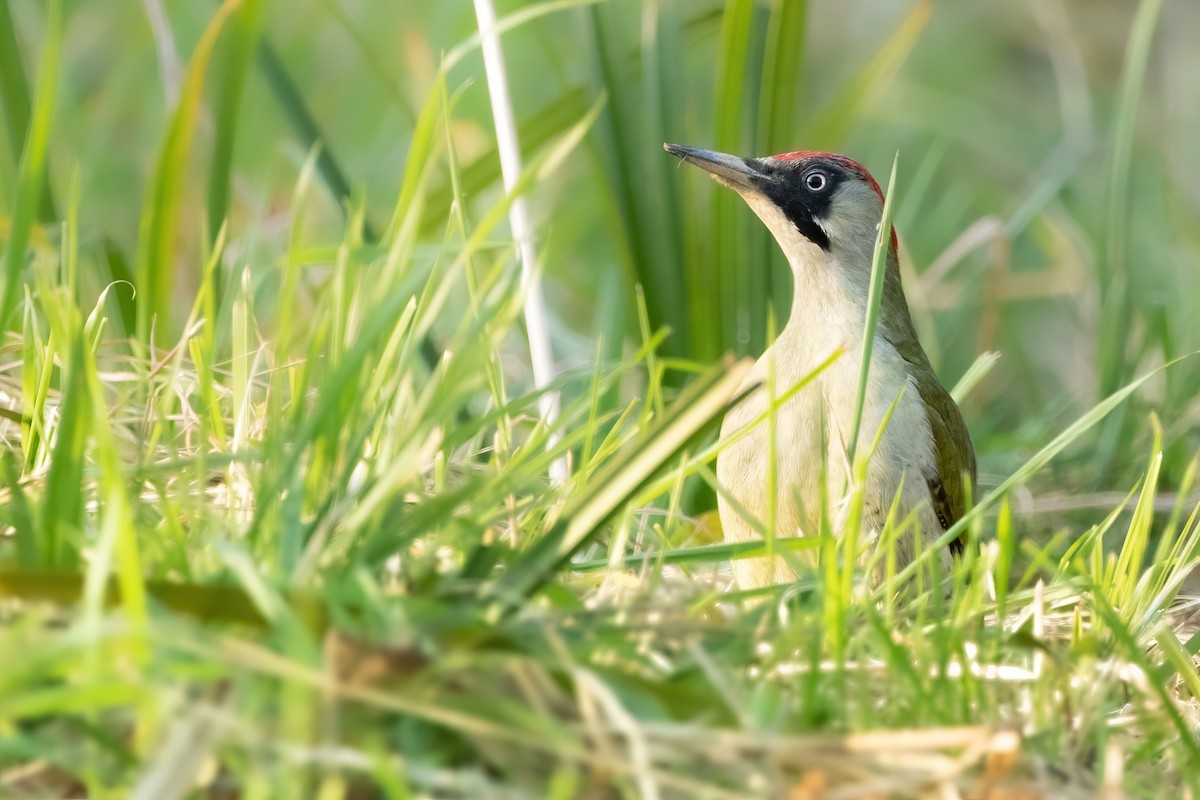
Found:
[805,171,828,191]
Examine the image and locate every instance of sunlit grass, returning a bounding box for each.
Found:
[1,0,1199,797]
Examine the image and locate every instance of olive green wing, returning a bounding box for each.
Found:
[880,258,975,551]
[917,374,975,553]
[887,327,976,552]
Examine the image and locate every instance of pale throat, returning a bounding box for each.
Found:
[737,191,872,364]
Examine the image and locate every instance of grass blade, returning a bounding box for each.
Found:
[755,0,807,319]
[804,1,931,146]
[950,351,1000,403]
[711,0,757,355]
[0,0,60,330]
[206,0,265,298]
[1094,0,1165,475]
[756,0,806,154]
[255,41,359,231]
[885,352,1197,589]
[0,0,56,222]
[0,0,31,164]
[38,330,85,569]
[1097,0,1165,396]
[847,152,899,466]
[571,534,827,573]
[584,6,680,357]
[134,0,242,343]
[487,357,754,607]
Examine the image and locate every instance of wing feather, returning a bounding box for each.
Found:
[887,331,976,553]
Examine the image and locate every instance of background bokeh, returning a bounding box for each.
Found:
[5,0,1199,499]
[5,3,1200,795]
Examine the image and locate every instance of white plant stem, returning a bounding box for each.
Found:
[140,0,182,108]
[472,0,567,484]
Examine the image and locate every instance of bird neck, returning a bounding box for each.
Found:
[734,186,920,370]
[781,243,869,335]
[776,243,919,376]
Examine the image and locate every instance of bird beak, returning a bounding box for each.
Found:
[663,143,768,192]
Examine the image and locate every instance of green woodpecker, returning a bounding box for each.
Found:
[664,143,975,589]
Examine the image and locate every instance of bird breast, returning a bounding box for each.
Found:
[716,327,939,566]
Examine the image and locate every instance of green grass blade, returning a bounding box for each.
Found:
[755,0,807,319]
[1109,416,1162,611]
[206,0,265,297]
[81,352,146,659]
[847,152,899,466]
[1097,0,1164,396]
[0,452,36,567]
[1094,0,1165,475]
[487,357,754,607]
[0,0,31,164]
[711,0,756,355]
[571,534,828,573]
[0,0,59,331]
[641,0,686,344]
[885,353,1197,589]
[756,0,806,154]
[0,0,56,222]
[584,6,685,357]
[255,41,360,232]
[39,331,86,569]
[134,0,242,344]
[950,351,1000,403]
[804,2,931,146]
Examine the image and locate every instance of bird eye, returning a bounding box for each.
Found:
[805,171,829,192]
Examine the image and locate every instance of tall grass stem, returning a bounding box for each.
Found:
[473,0,566,484]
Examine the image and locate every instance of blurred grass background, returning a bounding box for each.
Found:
[3,0,1200,796]
[6,0,1198,487]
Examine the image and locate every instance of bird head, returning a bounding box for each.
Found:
[664,144,900,321]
